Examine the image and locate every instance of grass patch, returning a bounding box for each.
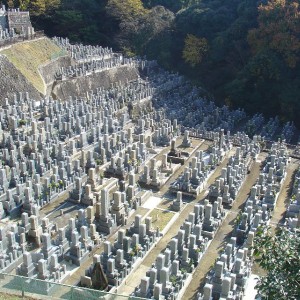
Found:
[149,208,175,231]
[0,293,35,300]
[0,38,61,94]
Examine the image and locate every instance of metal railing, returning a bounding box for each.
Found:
[0,272,146,300]
[51,49,69,61]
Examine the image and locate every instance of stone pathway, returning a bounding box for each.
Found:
[182,152,267,300]
[252,157,299,278]
[62,140,209,289]
[270,158,299,227]
[117,147,234,296]
[62,206,150,288]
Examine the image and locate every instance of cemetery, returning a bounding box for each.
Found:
[0,5,36,46]
[0,7,298,300]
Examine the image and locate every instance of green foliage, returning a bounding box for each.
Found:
[28,0,46,16]
[253,226,300,299]
[106,1,174,55]
[107,0,147,20]
[182,34,209,67]
[170,274,177,285]
[132,244,142,255]
[95,158,102,166]
[13,0,61,16]
[142,0,195,12]
[7,0,14,8]
[18,119,26,126]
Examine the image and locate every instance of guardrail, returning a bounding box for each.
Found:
[51,49,69,60]
[0,272,145,300]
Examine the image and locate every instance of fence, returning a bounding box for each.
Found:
[50,49,69,61]
[0,273,146,300]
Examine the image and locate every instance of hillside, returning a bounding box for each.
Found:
[0,54,41,101]
[0,38,62,94]
[8,0,299,128]
[0,36,142,101]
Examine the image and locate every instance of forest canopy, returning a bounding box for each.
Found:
[2,0,300,127]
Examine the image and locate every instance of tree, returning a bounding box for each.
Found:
[105,0,148,53]
[3,0,300,128]
[13,0,61,16]
[26,0,46,15]
[39,0,113,45]
[253,226,300,299]
[141,0,196,12]
[182,34,208,67]
[53,10,84,41]
[134,6,174,53]
[106,0,147,21]
[248,0,300,68]
[45,0,60,13]
[7,0,14,8]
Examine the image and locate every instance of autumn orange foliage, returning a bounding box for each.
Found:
[248,0,300,68]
